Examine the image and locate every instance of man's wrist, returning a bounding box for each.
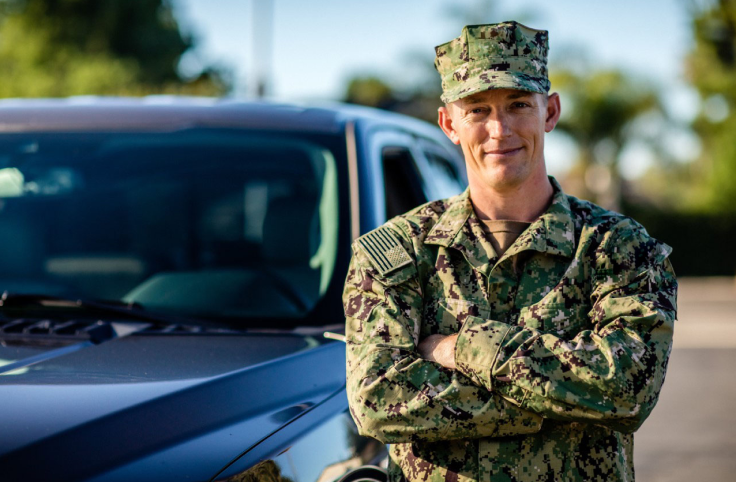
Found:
[437,334,458,369]
[417,334,458,369]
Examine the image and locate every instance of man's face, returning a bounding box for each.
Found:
[438,88,560,192]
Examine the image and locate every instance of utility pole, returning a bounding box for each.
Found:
[249,0,273,99]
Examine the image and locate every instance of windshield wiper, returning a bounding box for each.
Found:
[0,291,207,327]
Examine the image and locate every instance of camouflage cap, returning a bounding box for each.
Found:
[434,21,550,103]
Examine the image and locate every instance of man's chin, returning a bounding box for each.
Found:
[479,167,530,192]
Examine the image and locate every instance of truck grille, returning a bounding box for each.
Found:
[0,319,115,343]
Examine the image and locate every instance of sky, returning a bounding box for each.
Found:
[172,0,702,178]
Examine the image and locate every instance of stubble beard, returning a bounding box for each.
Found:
[472,153,534,195]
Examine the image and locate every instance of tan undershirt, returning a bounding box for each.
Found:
[478,219,531,258]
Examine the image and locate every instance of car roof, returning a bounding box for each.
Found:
[0,96,444,139]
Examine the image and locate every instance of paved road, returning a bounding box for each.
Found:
[635,277,736,482]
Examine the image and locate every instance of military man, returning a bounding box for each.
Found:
[343,21,676,482]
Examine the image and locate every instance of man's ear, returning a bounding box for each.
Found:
[438,105,460,145]
[544,92,561,133]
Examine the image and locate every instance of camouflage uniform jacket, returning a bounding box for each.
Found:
[343,178,677,482]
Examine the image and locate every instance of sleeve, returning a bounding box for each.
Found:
[344,227,543,445]
[453,222,677,434]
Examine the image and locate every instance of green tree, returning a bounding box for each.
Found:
[341,71,443,124]
[0,0,229,97]
[686,0,736,212]
[551,68,662,210]
[344,76,397,110]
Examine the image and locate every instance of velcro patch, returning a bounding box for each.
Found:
[357,226,412,276]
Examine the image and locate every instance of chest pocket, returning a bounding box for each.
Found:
[423,298,491,337]
[517,304,591,337]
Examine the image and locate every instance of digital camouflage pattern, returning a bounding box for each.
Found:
[435,21,551,103]
[343,178,677,482]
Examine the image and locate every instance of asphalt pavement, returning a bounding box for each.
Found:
[634,277,736,482]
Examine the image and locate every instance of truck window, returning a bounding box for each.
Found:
[381,146,427,219]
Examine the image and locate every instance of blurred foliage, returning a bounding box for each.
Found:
[552,70,660,152]
[0,0,230,97]
[344,76,396,110]
[551,68,663,209]
[685,0,736,213]
[341,73,442,125]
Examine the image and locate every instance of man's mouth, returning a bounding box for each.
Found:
[485,147,522,157]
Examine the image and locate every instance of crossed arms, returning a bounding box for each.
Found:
[343,223,677,444]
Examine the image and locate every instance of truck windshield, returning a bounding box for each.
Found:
[0,129,347,323]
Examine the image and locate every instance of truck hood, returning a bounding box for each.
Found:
[0,331,346,482]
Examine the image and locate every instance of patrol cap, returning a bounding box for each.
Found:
[434,21,550,104]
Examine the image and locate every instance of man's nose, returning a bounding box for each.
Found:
[486,111,512,138]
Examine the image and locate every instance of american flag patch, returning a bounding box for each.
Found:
[357,226,412,276]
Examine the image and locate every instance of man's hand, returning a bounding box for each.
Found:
[417,334,458,369]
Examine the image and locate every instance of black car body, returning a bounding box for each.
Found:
[0,98,467,481]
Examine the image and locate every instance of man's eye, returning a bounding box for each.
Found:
[469,108,485,114]
[512,102,530,108]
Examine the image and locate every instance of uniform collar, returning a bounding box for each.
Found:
[425,176,576,276]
